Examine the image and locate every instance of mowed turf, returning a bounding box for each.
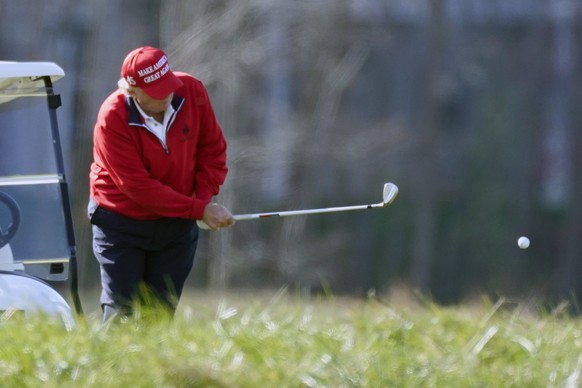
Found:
[0,290,580,387]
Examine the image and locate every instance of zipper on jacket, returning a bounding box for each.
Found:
[158,109,178,154]
[155,130,170,154]
[131,123,170,154]
[160,140,169,154]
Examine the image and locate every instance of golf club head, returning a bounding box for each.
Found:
[382,182,399,206]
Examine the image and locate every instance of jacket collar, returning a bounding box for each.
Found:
[126,94,185,126]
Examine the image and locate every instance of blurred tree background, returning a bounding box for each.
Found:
[1,0,581,309]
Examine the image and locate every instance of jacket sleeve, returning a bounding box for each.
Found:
[93,107,209,220]
[192,83,228,202]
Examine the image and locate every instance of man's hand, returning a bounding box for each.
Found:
[200,202,235,230]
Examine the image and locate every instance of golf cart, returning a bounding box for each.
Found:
[0,61,82,327]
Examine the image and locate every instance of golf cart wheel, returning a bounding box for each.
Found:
[0,191,20,248]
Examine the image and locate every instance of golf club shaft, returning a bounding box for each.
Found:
[197,182,398,229]
[233,201,386,221]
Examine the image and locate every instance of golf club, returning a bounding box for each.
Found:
[198,182,398,230]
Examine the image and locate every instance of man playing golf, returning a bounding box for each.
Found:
[88,46,234,322]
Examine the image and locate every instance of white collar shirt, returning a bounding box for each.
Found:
[134,100,176,146]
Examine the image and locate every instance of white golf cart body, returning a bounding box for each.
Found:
[0,61,79,327]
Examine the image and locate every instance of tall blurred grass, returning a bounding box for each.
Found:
[0,290,581,387]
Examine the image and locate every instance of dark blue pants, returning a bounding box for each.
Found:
[88,199,198,320]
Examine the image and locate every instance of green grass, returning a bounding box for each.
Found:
[1,290,581,387]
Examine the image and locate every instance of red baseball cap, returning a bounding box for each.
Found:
[120,46,183,99]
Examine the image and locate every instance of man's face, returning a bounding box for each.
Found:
[130,87,173,115]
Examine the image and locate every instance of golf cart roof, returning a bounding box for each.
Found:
[0,61,65,104]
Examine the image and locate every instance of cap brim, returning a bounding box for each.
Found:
[141,72,183,99]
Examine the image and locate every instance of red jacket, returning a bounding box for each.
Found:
[89,73,228,220]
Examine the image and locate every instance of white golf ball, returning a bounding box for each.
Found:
[517,236,530,249]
